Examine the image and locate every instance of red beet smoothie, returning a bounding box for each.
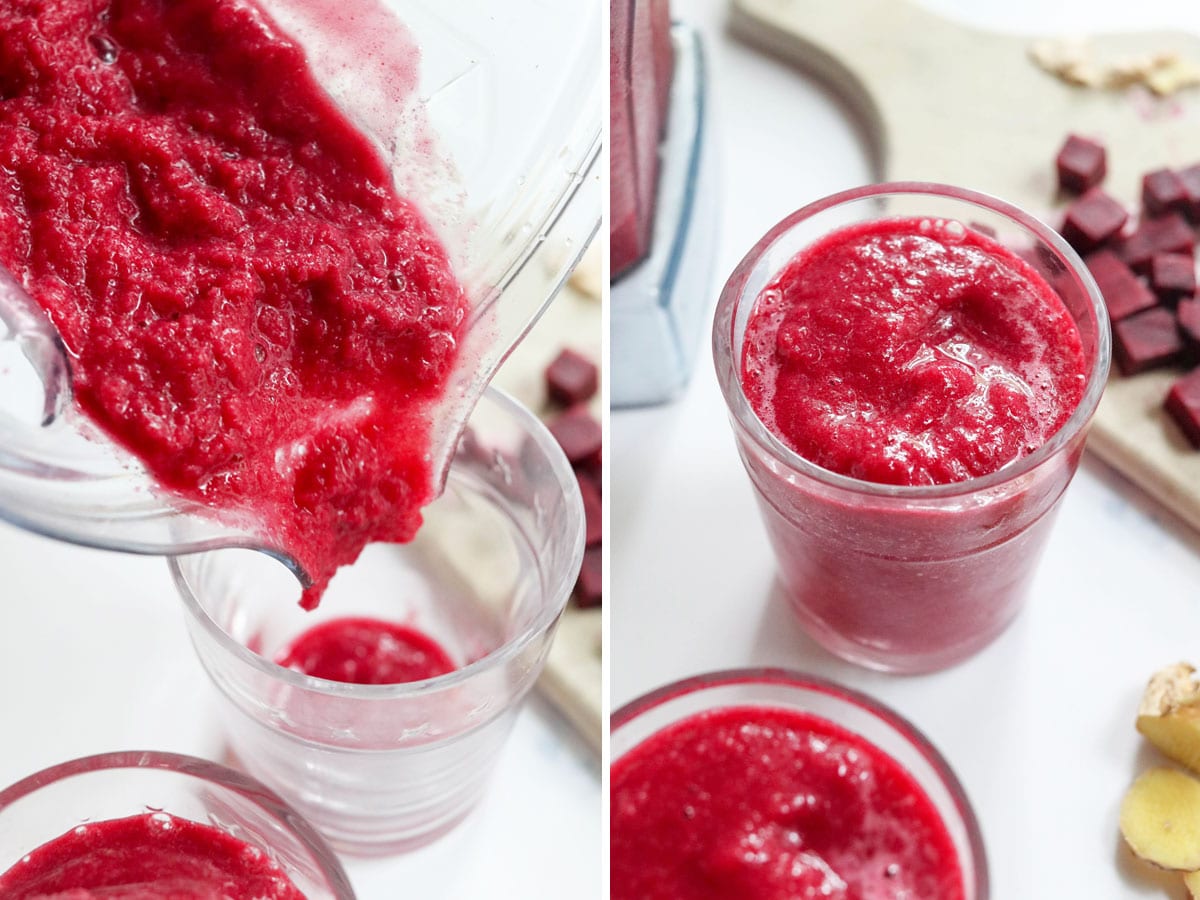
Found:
[277,616,456,685]
[0,813,305,899]
[732,216,1094,670]
[742,218,1086,486]
[0,0,469,607]
[611,706,964,899]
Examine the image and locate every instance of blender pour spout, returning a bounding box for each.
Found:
[0,262,311,583]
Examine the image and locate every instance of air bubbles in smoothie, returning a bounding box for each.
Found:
[89,34,117,63]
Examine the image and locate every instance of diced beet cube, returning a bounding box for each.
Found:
[1177,297,1200,358]
[1116,213,1195,273]
[546,348,599,406]
[456,426,493,468]
[575,545,602,608]
[1151,253,1197,304]
[576,451,601,495]
[1179,164,1200,222]
[1113,307,1185,375]
[549,405,602,465]
[1061,189,1128,252]
[1056,135,1106,194]
[1166,367,1200,448]
[1142,169,1190,218]
[578,473,602,546]
[1085,250,1157,321]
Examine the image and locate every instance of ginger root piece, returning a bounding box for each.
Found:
[1185,870,1200,898]
[1137,664,1200,774]
[1120,768,1200,870]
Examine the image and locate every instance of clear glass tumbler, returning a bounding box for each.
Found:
[0,750,355,898]
[172,387,585,856]
[612,669,988,899]
[713,183,1110,673]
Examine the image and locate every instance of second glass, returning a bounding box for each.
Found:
[713,183,1110,673]
[0,751,354,899]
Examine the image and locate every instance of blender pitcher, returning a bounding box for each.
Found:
[0,0,603,582]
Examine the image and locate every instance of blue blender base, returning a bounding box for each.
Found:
[612,23,719,408]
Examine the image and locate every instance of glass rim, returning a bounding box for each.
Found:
[0,749,356,898]
[611,667,989,900]
[170,385,585,700]
[712,181,1112,500]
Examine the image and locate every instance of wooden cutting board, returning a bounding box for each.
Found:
[731,0,1200,532]
[491,246,603,754]
[417,244,601,754]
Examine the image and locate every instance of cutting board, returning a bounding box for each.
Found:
[730,0,1200,533]
[491,245,603,754]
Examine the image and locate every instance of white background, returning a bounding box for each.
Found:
[613,1,1200,898]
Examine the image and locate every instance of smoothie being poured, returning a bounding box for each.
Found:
[0,0,470,606]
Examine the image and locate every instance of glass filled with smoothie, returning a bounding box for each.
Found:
[714,183,1110,673]
[0,751,354,899]
[611,669,987,899]
[172,386,585,856]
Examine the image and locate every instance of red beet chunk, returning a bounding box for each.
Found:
[457,426,493,468]
[1113,307,1185,375]
[1143,169,1190,218]
[546,348,599,406]
[575,545,602,608]
[1178,297,1200,358]
[1179,164,1200,222]
[576,450,601,494]
[549,405,602,465]
[1061,189,1128,252]
[1056,135,1107,194]
[1151,253,1197,304]
[1085,250,1157,321]
[578,473,602,546]
[1116,213,1194,273]
[1166,367,1200,448]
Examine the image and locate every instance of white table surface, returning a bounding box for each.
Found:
[0,522,601,897]
[613,2,1200,898]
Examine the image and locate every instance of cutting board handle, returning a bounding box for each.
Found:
[729,0,964,174]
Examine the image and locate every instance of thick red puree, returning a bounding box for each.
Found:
[0,0,468,605]
[0,812,305,899]
[611,706,964,900]
[276,615,455,685]
[742,218,1086,486]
